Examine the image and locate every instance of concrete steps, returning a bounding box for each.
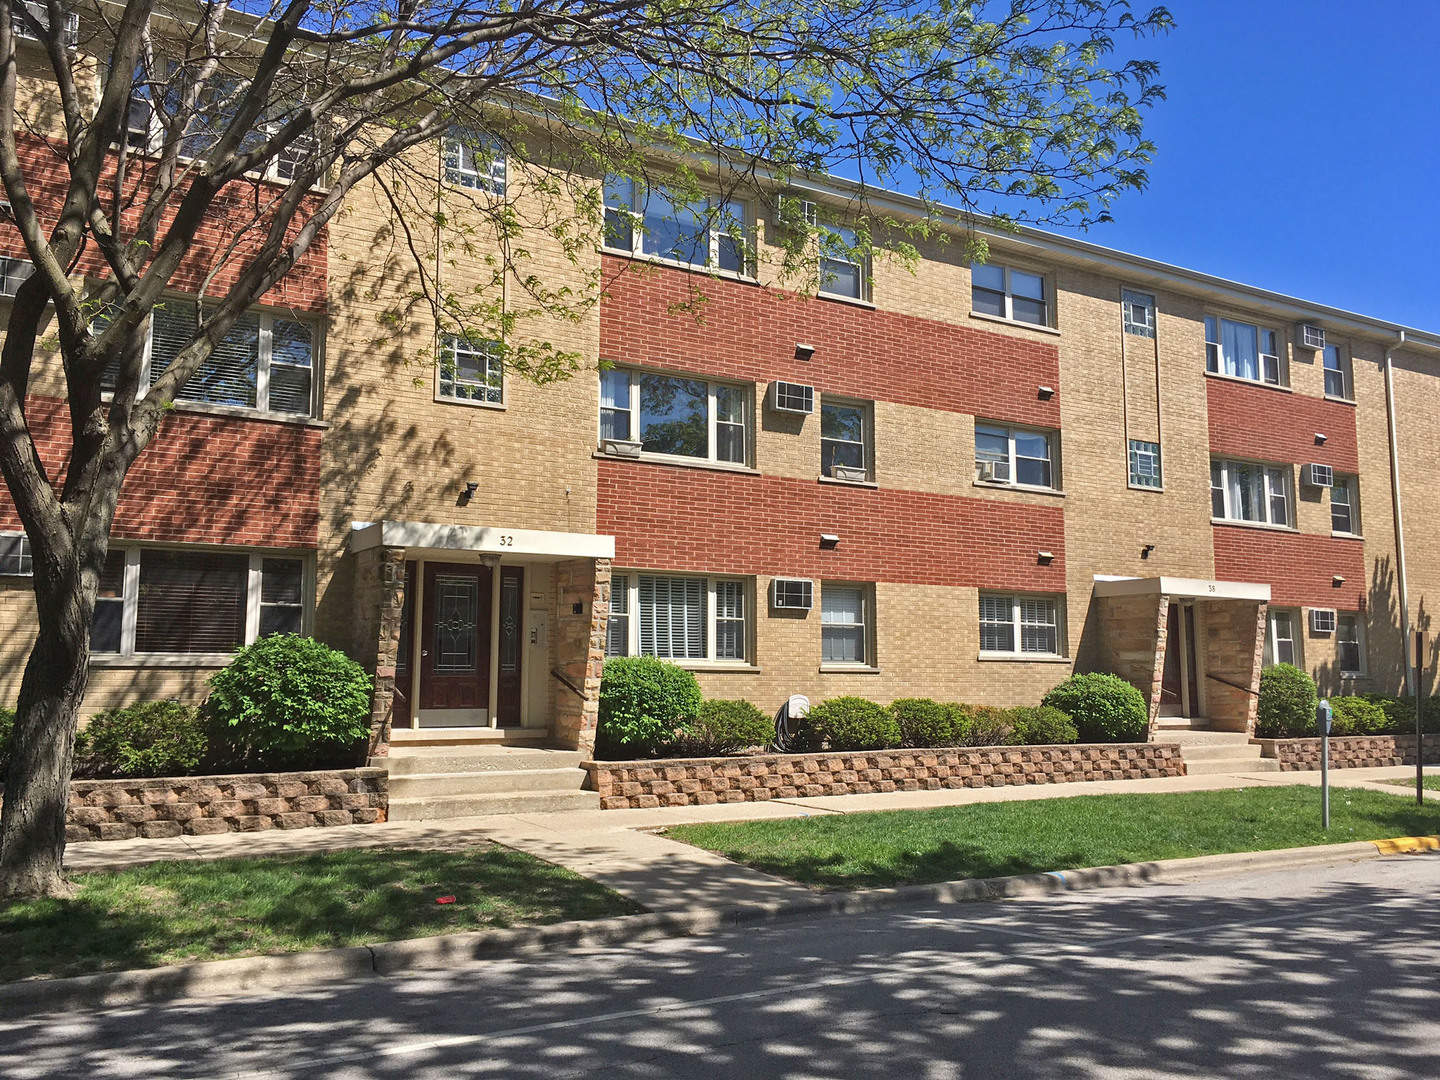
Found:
[378,744,598,821]
[1157,728,1281,775]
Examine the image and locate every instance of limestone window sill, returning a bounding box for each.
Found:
[818,475,879,489]
[819,664,881,674]
[91,654,233,669]
[676,662,762,674]
[968,310,1061,336]
[592,451,761,476]
[1211,519,1298,535]
[973,480,1066,498]
[976,653,1072,664]
[1203,371,1293,394]
[817,290,877,310]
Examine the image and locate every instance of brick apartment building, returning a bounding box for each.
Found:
[4,19,1440,776]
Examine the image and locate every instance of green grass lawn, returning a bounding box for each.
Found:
[0,843,643,982]
[666,786,1440,892]
[1382,775,1440,791]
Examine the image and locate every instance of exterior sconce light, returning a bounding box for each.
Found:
[1332,575,1346,588]
[1037,385,1055,400]
[1037,550,1055,565]
[461,481,479,502]
[820,533,840,549]
[1315,432,1328,445]
[1141,544,1156,560]
[795,343,816,361]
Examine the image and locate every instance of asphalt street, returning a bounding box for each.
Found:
[4,853,1438,1079]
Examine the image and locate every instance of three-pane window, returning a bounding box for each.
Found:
[605,573,748,663]
[971,262,1049,326]
[1205,315,1283,385]
[1211,459,1291,527]
[975,423,1056,488]
[821,583,870,665]
[443,129,506,195]
[821,399,869,479]
[1128,439,1162,489]
[603,178,747,274]
[599,369,748,465]
[1331,476,1358,535]
[979,594,1061,656]
[1123,290,1156,337]
[1323,343,1351,400]
[438,334,504,405]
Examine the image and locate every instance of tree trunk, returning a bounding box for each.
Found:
[0,584,91,901]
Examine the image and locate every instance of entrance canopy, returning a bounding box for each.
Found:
[1092,575,1270,603]
[351,520,615,563]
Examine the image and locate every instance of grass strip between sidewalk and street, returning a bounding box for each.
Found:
[0,842,643,983]
[666,786,1440,891]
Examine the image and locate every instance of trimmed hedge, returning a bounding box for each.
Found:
[1042,673,1149,743]
[1008,705,1079,746]
[672,699,774,757]
[891,698,962,748]
[75,701,207,779]
[956,705,1014,748]
[596,657,703,759]
[1327,695,1391,737]
[1256,663,1319,739]
[802,697,901,751]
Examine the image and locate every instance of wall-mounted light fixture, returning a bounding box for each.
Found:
[1315,432,1328,445]
[1037,550,1055,565]
[795,343,816,361]
[1332,575,1346,588]
[820,533,840,550]
[1141,544,1156,560]
[461,481,479,502]
[1037,385,1055,400]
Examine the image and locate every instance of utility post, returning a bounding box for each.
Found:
[1415,630,1428,806]
[1317,699,1332,830]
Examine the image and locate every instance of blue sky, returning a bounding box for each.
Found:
[1051,1,1440,330]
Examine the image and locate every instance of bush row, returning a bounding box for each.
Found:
[1256,663,1440,739]
[0,635,373,782]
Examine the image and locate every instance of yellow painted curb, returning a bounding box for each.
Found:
[1372,835,1440,855]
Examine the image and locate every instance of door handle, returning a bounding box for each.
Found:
[421,650,429,657]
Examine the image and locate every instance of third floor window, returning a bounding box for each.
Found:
[972,262,1049,326]
[1205,315,1284,386]
[603,178,747,275]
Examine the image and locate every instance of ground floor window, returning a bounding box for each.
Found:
[1336,612,1364,675]
[979,593,1062,656]
[821,582,872,666]
[605,572,749,664]
[90,548,309,658]
[1263,608,1302,667]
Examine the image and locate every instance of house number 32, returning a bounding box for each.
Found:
[498,535,514,547]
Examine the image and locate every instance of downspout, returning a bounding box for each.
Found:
[1384,331,1414,697]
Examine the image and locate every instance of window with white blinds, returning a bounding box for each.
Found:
[89,547,308,658]
[100,299,315,416]
[821,583,870,665]
[979,594,1063,657]
[605,573,749,663]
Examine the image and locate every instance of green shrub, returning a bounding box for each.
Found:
[1421,697,1440,735]
[671,699,773,757]
[1362,694,1413,734]
[1327,695,1391,737]
[890,698,961,748]
[596,657,703,759]
[1042,673,1149,743]
[1255,663,1319,739]
[203,634,372,769]
[1008,705,1079,746]
[802,697,900,751]
[75,701,207,779]
[0,706,13,778]
[954,705,1014,748]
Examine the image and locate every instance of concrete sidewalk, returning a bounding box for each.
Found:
[61,764,1438,914]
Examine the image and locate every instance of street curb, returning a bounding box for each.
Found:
[0,838,1411,1019]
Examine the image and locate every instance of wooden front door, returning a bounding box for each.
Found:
[419,562,493,713]
[496,566,524,727]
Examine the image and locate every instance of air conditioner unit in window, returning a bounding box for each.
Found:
[770,381,815,415]
[976,460,1010,484]
[770,578,814,611]
[1297,323,1326,351]
[12,4,79,47]
[1311,608,1337,634]
[1302,463,1334,488]
[831,465,868,483]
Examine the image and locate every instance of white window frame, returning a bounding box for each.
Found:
[99,297,319,418]
[597,367,750,467]
[1331,475,1359,536]
[602,177,750,276]
[1122,289,1156,338]
[1210,458,1293,528]
[1128,438,1162,489]
[442,128,506,195]
[436,333,505,407]
[818,223,870,301]
[1323,343,1352,401]
[604,572,751,666]
[971,261,1051,327]
[1263,607,1303,668]
[1204,313,1286,386]
[1,255,35,298]
[820,397,871,480]
[1336,612,1365,676]
[820,581,874,668]
[974,422,1058,490]
[89,548,311,662]
[978,593,1064,658]
[0,532,32,576]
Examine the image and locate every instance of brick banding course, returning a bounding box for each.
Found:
[1260,736,1440,771]
[583,744,1185,809]
[0,769,388,843]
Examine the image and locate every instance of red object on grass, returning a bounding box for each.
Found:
[435,895,457,905]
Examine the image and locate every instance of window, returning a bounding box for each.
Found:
[443,129,506,195]
[603,178,747,275]
[821,399,869,479]
[1,256,34,298]
[971,262,1049,326]
[1263,608,1301,667]
[975,423,1056,488]
[1331,476,1358,535]
[11,3,79,48]
[1122,290,1155,338]
[1336,613,1364,675]
[598,369,749,465]
[1128,439,1162,489]
[604,573,749,663]
[438,334,503,405]
[979,594,1062,656]
[1210,459,1291,527]
[0,533,32,576]
[89,549,306,657]
[821,584,870,665]
[103,300,317,416]
[1323,343,1351,400]
[1205,315,1283,385]
[819,224,868,300]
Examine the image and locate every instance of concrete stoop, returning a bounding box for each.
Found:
[379,745,599,820]
[1158,727,1281,776]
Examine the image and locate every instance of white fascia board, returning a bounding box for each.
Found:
[1092,575,1271,602]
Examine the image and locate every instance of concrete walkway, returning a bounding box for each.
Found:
[61,764,1439,915]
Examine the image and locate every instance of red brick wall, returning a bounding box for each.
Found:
[600,256,1061,427]
[2,133,327,314]
[598,460,1065,590]
[1212,524,1366,609]
[0,396,320,548]
[1207,378,1358,473]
